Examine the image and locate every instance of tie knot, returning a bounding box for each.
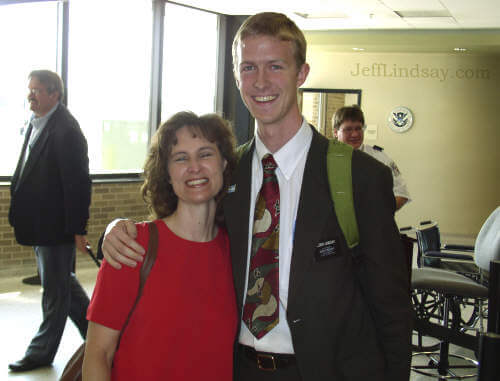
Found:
[262,154,278,173]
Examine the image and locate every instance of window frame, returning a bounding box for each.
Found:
[0,0,224,182]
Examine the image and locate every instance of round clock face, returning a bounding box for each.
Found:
[388,106,413,133]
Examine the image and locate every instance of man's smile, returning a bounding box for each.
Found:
[253,95,277,102]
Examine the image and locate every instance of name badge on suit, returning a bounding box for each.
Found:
[314,238,341,262]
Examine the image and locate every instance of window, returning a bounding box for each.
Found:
[162,4,218,120]
[67,0,153,173]
[0,1,59,176]
[0,0,220,177]
[299,89,362,139]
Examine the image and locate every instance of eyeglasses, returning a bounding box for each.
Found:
[27,88,45,96]
[338,126,366,134]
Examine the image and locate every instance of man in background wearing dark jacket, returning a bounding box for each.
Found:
[8,70,91,372]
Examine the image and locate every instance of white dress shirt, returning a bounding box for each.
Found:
[239,119,313,354]
[19,103,59,175]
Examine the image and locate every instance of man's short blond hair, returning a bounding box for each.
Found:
[232,12,307,71]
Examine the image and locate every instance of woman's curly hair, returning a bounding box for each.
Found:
[141,111,237,226]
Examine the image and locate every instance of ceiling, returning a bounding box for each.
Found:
[170,0,500,55]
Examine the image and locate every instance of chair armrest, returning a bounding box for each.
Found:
[443,243,474,252]
[424,250,474,261]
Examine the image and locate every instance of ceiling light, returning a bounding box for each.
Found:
[394,10,452,18]
[294,12,347,19]
[352,47,365,51]
[454,47,467,52]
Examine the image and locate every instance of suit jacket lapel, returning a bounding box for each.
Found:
[15,106,59,190]
[11,123,33,193]
[224,139,254,309]
[288,129,333,307]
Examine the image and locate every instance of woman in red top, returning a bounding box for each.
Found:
[83,112,238,381]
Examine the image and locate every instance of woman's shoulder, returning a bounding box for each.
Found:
[98,220,158,273]
[134,220,162,247]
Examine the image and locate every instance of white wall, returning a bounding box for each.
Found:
[304,45,500,237]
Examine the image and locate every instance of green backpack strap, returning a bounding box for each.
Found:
[236,138,359,247]
[326,140,359,249]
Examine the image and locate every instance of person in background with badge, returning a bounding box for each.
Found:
[333,105,411,210]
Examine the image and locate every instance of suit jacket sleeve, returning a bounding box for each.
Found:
[352,150,412,381]
[53,115,91,235]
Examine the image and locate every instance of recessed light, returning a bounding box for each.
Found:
[294,12,347,19]
[352,47,365,51]
[395,10,452,18]
[454,47,467,52]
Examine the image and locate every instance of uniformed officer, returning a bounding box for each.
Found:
[332,105,410,210]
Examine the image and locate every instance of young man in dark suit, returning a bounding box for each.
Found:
[8,70,91,372]
[101,13,412,381]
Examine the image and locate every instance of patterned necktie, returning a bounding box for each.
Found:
[243,154,280,339]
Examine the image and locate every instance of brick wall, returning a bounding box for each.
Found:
[0,181,149,277]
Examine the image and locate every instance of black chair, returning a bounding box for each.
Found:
[415,221,477,281]
[415,221,485,330]
[411,267,488,379]
[410,208,500,379]
[399,226,442,353]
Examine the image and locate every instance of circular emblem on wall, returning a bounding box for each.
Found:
[388,106,414,133]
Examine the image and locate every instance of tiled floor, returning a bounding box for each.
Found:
[0,263,481,381]
[0,264,98,381]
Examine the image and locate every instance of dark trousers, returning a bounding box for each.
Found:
[235,345,303,381]
[25,243,89,363]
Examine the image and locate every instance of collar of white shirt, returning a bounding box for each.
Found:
[30,102,59,131]
[254,118,313,180]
